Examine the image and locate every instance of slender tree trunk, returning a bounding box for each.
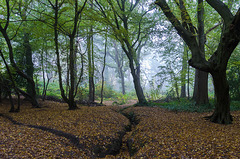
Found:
[120,71,126,94]
[207,70,232,124]
[66,52,69,98]
[175,80,180,100]
[53,0,69,104]
[0,50,20,112]
[87,29,95,103]
[113,42,126,95]
[180,44,188,98]
[100,32,107,104]
[41,52,46,101]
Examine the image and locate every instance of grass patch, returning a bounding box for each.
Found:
[153,98,240,112]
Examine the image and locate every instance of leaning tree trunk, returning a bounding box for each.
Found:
[209,70,232,124]
[129,59,147,105]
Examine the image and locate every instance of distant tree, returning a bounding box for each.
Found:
[107,41,127,95]
[93,0,156,105]
[156,0,240,124]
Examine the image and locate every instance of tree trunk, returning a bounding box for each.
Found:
[87,28,95,103]
[192,0,209,105]
[180,44,188,98]
[0,82,2,103]
[193,69,209,105]
[23,33,34,95]
[66,52,69,98]
[129,59,147,105]
[120,71,126,94]
[208,70,232,124]
[100,32,107,104]
[113,42,126,95]
[41,51,46,101]
[68,36,77,110]
[0,50,20,112]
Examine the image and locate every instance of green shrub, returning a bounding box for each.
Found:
[95,82,117,99]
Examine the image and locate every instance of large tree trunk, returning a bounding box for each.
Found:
[193,70,209,105]
[208,70,232,124]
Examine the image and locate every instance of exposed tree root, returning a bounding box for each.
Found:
[204,112,233,124]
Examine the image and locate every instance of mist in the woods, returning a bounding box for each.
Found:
[1,0,240,158]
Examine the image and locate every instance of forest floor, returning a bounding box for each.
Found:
[1,99,240,158]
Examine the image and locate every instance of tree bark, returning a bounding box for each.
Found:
[129,58,147,105]
[193,70,209,105]
[87,30,95,103]
[68,35,77,110]
[100,31,107,104]
[180,44,188,98]
[207,71,232,124]
[23,33,34,96]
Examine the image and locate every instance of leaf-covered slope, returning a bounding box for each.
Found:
[0,101,129,158]
[1,101,240,158]
[119,107,240,158]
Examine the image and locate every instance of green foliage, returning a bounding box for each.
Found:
[38,81,61,99]
[155,98,214,113]
[76,86,89,101]
[115,94,129,105]
[227,65,240,100]
[95,82,117,99]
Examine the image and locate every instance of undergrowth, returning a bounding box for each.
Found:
[153,98,240,113]
[153,98,214,113]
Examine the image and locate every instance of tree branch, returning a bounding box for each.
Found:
[205,0,233,24]
[155,0,193,45]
